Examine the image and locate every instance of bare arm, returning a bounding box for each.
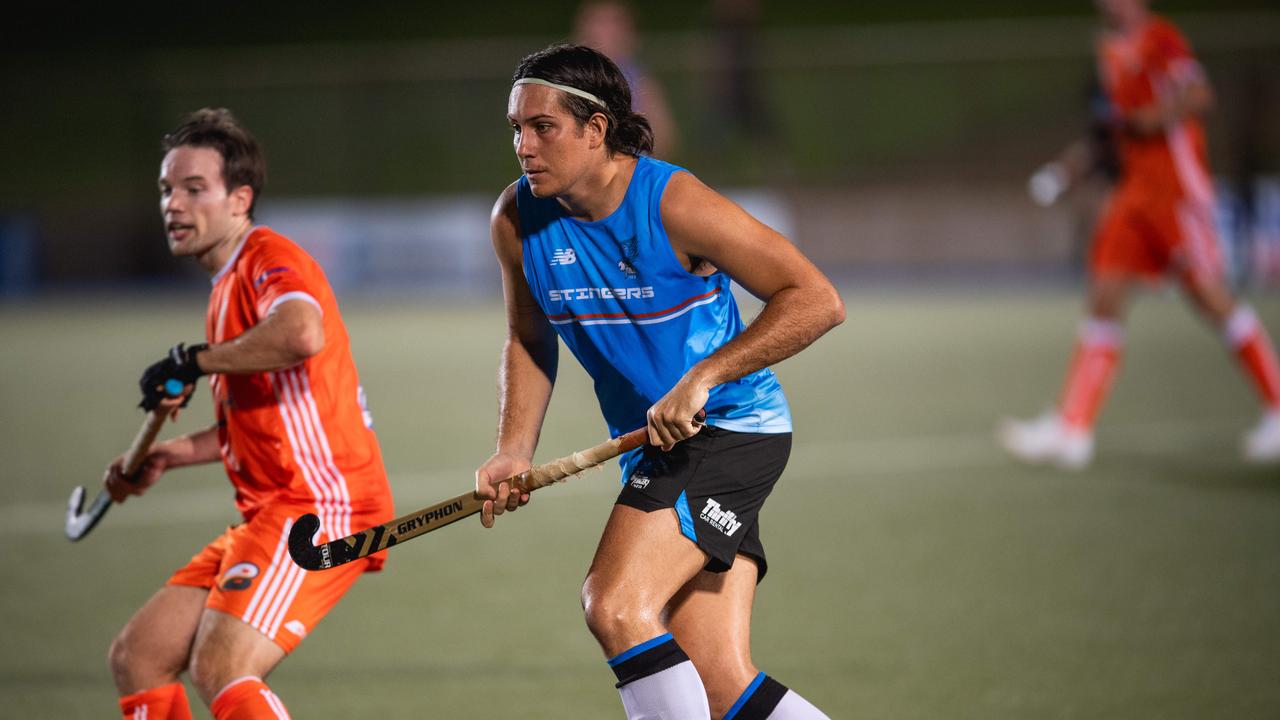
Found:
[1029,137,1104,207]
[1127,73,1213,137]
[195,299,324,374]
[475,184,559,526]
[104,424,222,501]
[492,184,559,462]
[646,172,845,447]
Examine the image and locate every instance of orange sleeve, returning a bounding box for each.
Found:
[1148,19,1201,80]
[243,239,325,320]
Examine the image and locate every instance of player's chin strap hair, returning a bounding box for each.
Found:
[513,78,607,109]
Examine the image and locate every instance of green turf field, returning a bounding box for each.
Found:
[2,288,1278,718]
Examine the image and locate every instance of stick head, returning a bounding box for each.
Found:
[288,513,330,570]
[65,486,112,541]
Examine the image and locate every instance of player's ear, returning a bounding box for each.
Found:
[229,184,254,218]
[585,112,608,150]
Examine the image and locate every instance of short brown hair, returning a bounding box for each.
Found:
[162,108,266,218]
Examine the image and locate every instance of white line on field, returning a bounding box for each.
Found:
[3,416,1252,538]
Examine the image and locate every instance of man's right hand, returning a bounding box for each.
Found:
[474,452,533,529]
[103,445,173,502]
[139,343,207,410]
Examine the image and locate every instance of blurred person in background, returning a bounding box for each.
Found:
[103,108,395,720]
[476,44,841,719]
[707,0,787,177]
[574,0,679,158]
[1000,0,1280,469]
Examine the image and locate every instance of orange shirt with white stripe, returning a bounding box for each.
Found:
[1096,15,1213,206]
[206,226,394,548]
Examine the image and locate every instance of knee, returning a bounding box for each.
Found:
[108,626,181,691]
[580,574,659,644]
[187,644,234,702]
[106,630,131,680]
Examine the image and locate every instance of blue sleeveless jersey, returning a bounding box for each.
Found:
[516,156,792,450]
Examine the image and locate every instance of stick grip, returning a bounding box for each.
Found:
[513,426,649,493]
[121,409,171,477]
[122,378,185,477]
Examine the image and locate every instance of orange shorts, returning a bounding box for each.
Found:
[167,502,386,654]
[1090,185,1224,285]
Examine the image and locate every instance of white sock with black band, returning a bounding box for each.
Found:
[608,633,710,719]
[724,673,829,720]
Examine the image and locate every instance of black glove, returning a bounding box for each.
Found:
[139,342,209,410]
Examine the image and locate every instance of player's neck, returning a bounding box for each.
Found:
[558,155,638,222]
[197,219,253,276]
[1109,9,1149,37]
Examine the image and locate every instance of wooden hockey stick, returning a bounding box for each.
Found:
[289,425,656,571]
[65,379,184,541]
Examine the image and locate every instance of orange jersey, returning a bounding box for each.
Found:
[1096,15,1213,206]
[206,226,393,540]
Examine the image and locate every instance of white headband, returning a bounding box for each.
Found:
[513,78,607,109]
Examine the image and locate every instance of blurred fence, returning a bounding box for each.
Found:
[3,12,1278,294]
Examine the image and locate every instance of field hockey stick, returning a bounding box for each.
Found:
[289,411,704,571]
[65,379,185,541]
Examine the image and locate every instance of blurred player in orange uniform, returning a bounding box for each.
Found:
[101,108,395,719]
[1001,0,1280,469]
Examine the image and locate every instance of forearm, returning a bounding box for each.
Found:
[1126,81,1212,136]
[155,425,222,468]
[685,284,844,390]
[197,301,323,374]
[495,334,557,460]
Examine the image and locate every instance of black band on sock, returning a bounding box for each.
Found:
[610,637,691,688]
[732,675,788,720]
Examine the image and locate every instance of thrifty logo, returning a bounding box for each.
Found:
[699,499,742,536]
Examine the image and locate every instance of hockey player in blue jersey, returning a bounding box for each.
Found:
[475,43,845,720]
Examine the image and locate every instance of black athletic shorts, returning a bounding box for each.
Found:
[616,425,792,581]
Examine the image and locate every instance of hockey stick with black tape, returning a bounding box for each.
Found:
[288,412,704,571]
[65,379,185,541]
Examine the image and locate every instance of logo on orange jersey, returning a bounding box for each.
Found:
[220,562,260,591]
[254,266,292,288]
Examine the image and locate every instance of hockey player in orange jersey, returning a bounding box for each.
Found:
[1001,0,1280,468]
[102,108,394,719]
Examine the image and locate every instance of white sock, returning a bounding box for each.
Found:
[609,633,710,720]
[768,690,830,719]
[725,673,829,720]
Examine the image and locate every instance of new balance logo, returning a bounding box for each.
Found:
[551,248,577,266]
[700,499,742,536]
[630,473,650,490]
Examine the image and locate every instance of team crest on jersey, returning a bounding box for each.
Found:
[551,248,577,266]
[220,562,260,591]
[617,237,639,278]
